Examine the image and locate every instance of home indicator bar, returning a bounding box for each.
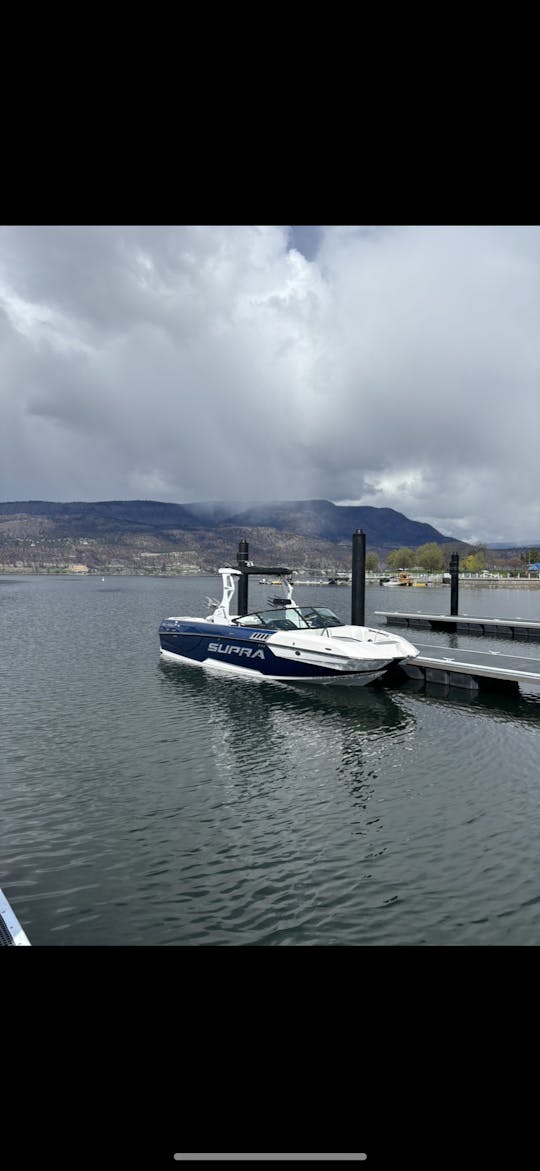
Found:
[173,1157,367,1163]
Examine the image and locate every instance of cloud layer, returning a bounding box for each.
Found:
[0,224,538,542]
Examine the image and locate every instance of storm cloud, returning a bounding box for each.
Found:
[0,224,538,542]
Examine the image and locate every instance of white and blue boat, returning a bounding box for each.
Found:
[159,568,419,686]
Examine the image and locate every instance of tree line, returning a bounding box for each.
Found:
[365,544,485,574]
[365,544,540,574]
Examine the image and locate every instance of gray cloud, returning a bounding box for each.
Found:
[0,225,538,541]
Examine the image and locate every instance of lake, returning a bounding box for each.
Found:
[1,574,539,945]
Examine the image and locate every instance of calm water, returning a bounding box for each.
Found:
[1,574,540,945]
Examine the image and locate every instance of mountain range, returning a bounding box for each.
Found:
[0,498,469,574]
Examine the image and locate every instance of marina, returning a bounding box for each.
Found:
[2,570,540,946]
[2,224,538,954]
[374,549,540,689]
[158,540,540,694]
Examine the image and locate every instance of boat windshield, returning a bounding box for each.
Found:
[234,606,343,631]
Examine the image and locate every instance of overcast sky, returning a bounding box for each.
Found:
[0,224,538,543]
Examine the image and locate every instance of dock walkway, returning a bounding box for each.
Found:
[391,642,540,691]
[376,610,540,690]
[375,611,540,641]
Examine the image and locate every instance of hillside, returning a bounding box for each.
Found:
[218,500,457,546]
[0,499,469,574]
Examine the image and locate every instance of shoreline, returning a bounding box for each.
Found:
[1,570,540,588]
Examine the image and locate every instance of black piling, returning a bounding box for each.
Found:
[351,529,366,626]
[450,552,459,616]
[237,539,249,616]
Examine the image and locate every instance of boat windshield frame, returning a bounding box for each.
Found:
[234,605,343,631]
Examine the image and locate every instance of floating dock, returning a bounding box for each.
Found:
[385,642,540,692]
[375,611,540,641]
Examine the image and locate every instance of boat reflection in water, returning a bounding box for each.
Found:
[158,658,416,807]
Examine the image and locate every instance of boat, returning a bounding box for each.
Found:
[159,567,419,686]
[381,572,414,587]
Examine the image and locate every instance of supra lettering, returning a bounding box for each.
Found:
[208,642,265,660]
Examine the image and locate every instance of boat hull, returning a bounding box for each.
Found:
[159,619,414,686]
[160,646,389,685]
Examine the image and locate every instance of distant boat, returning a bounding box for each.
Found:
[101,577,105,582]
[381,572,414,587]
